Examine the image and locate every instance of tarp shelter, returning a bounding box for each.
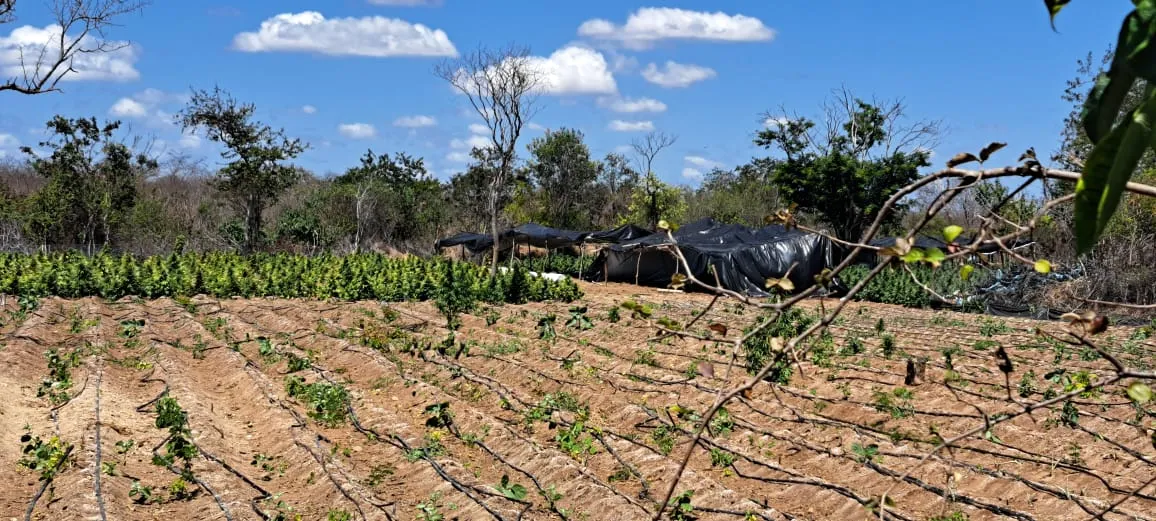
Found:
[434,232,499,256]
[504,223,589,249]
[584,224,654,244]
[588,218,846,297]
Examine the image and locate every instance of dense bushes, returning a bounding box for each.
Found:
[0,252,582,304]
[839,264,986,308]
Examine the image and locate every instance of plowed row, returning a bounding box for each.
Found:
[1,283,1154,520]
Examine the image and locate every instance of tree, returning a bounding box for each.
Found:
[524,128,599,229]
[594,152,639,228]
[436,44,541,273]
[631,131,677,230]
[622,172,685,228]
[333,149,445,251]
[686,158,781,226]
[755,89,939,241]
[2,0,148,95]
[19,116,155,252]
[446,147,506,233]
[178,86,306,254]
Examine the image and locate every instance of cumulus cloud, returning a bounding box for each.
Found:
[578,7,774,49]
[682,167,703,180]
[179,130,201,149]
[0,24,140,82]
[0,133,19,148]
[685,155,722,170]
[394,115,437,128]
[107,89,186,126]
[446,124,491,162]
[232,11,457,57]
[763,116,790,128]
[109,98,148,118]
[597,95,666,113]
[453,45,616,96]
[642,61,716,88]
[302,105,318,114]
[608,120,654,132]
[338,123,378,139]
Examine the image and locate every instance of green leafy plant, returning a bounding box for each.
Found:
[18,430,73,481]
[284,376,350,427]
[668,489,697,521]
[565,306,594,330]
[495,474,528,501]
[153,396,199,481]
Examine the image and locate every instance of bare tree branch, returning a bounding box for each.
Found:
[1,0,148,95]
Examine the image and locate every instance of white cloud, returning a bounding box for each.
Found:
[685,155,722,170]
[763,116,790,128]
[448,123,491,154]
[302,105,318,114]
[450,135,489,150]
[0,133,19,147]
[232,11,457,57]
[179,130,201,149]
[608,120,654,132]
[338,123,378,139]
[682,167,703,180]
[468,123,489,134]
[527,122,546,132]
[528,45,616,95]
[578,7,774,49]
[642,61,716,88]
[445,150,471,163]
[613,144,633,155]
[915,146,936,159]
[454,45,616,97]
[106,89,186,126]
[394,115,437,128]
[597,95,666,113]
[0,24,140,82]
[109,98,148,118]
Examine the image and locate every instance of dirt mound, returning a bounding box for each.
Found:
[1,288,1153,520]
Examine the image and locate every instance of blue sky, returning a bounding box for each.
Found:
[0,1,1133,184]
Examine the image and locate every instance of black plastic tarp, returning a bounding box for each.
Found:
[588,218,845,297]
[434,232,495,255]
[584,224,653,244]
[504,223,589,249]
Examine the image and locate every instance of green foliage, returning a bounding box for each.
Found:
[1047,2,1156,253]
[622,172,686,229]
[839,264,987,308]
[754,96,932,240]
[668,490,697,521]
[178,87,306,253]
[284,376,350,427]
[523,128,602,229]
[851,442,881,464]
[18,430,73,481]
[741,308,817,383]
[565,306,594,330]
[709,447,736,468]
[651,425,678,455]
[327,510,354,521]
[495,474,528,501]
[153,396,198,480]
[37,347,79,405]
[0,252,581,304]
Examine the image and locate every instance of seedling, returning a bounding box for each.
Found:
[495,474,527,501]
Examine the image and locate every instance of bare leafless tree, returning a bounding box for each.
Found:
[1,0,148,95]
[435,44,541,274]
[630,130,677,229]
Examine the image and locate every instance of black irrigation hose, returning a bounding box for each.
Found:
[23,444,75,521]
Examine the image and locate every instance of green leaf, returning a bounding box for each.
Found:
[1034,259,1052,274]
[1083,71,1139,144]
[900,248,924,264]
[1128,382,1152,404]
[923,247,946,268]
[1044,0,1071,30]
[942,225,963,244]
[1119,3,1156,82]
[960,264,974,281]
[1074,87,1156,254]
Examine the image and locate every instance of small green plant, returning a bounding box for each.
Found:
[364,464,395,488]
[652,425,677,455]
[37,347,80,405]
[979,318,1012,337]
[153,396,198,482]
[168,477,194,501]
[668,490,697,521]
[423,402,454,428]
[484,308,501,326]
[973,339,999,351]
[709,407,734,436]
[709,447,736,468]
[495,474,528,501]
[872,388,915,419]
[416,491,447,521]
[327,509,354,521]
[880,333,898,358]
[566,306,594,330]
[284,376,350,427]
[129,481,157,504]
[851,442,880,464]
[929,511,969,521]
[538,313,557,342]
[556,421,598,462]
[633,347,658,367]
[18,430,73,481]
[607,306,621,323]
[1018,370,1037,398]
